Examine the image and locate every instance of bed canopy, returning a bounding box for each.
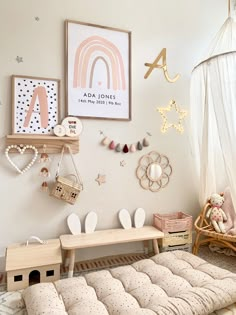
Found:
[190,0,236,208]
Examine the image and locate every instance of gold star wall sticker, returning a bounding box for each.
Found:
[95,174,106,185]
[156,100,187,134]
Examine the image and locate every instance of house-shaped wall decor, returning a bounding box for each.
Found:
[5,239,62,291]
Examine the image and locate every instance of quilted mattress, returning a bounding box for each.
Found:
[23,251,236,315]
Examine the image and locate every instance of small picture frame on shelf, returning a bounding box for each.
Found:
[65,20,131,121]
[12,75,60,135]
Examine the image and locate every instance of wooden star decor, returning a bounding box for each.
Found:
[95,174,106,185]
[156,100,187,134]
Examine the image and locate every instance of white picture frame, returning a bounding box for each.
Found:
[12,75,60,135]
[65,20,131,121]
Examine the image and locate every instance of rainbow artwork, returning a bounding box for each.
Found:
[66,22,131,120]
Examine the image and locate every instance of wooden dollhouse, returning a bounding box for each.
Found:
[5,238,62,291]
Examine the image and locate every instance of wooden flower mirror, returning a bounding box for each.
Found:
[136,151,172,192]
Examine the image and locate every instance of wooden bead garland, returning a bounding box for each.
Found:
[5,144,38,174]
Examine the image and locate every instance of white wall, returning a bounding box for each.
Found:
[0,0,227,268]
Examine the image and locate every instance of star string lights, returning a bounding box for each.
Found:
[156,100,187,134]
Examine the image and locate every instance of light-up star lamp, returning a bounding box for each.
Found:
[156,100,187,134]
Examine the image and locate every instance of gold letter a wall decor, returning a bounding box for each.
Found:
[144,48,180,83]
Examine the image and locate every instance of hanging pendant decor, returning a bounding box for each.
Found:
[137,141,143,150]
[143,137,149,147]
[39,167,50,177]
[156,99,187,134]
[41,181,49,192]
[38,144,51,192]
[123,144,129,153]
[130,144,136,153]
[101,137,110,145]
[115,143,121,152]
[109,141,115,150]
[100,131,151,154]
[38,145,51,163]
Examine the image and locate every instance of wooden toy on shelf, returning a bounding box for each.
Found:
[5,237,62,291]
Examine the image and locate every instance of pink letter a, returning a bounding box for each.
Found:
[23,86,49,128]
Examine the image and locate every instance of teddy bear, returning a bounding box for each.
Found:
[206,193,227,233]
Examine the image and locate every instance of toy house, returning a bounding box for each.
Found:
[5,239,62,291]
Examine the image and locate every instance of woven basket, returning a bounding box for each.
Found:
[153,212,192,233]
[51,146,83,205]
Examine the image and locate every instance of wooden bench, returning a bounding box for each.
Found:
[60,226,164,277]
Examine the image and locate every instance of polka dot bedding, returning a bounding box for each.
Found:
[22,251,236,315]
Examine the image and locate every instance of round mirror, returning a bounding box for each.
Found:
[147,163,162,181]
[136,151,172,192]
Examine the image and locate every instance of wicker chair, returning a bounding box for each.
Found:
[193,200,236,255]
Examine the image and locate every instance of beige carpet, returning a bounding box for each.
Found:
[198,245,236,273]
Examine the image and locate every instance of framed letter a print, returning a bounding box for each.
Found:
[65,20,131,121]
[12,75,60,135]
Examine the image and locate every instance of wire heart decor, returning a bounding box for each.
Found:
[5,145,38,174]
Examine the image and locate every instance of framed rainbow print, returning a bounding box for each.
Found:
[12,75,60,135]
[65,20,131,121]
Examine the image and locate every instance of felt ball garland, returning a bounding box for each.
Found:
[100,133,150,154]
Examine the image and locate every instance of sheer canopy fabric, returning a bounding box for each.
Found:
[190,16,236,209]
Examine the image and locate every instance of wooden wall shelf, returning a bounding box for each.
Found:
[6,135,79,154]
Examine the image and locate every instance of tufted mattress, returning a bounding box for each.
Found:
[22,251,236,315]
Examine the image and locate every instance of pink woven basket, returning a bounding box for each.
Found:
[153,212,192,233]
